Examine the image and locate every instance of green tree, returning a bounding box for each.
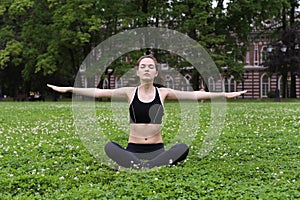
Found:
[0,0,34,97]
[1,0,298,98]
[257,0,300,98]
[218,0,299,97]
[0,0,106,96]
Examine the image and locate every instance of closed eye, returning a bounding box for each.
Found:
[148,64,155,69]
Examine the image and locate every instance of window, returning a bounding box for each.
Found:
[165,75,174,89]
[261,74,269,97]
[183,74,192,91]
[184,74,192,81]
[208,77,215,92]
[230,79,235,92]
[160,63,169,71]
[246,51,250,64]
[254,44,259,65]
[102,79,109,89]
[224,77,235,92]
[261,46,268,65]
[224,78,229,92]
[116,77,124,88]
[79,63,86,72]
[279,76,283,98]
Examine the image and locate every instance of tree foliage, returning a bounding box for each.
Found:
[260,0,300,98]
[0,0,299,97]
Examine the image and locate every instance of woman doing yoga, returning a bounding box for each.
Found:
[47,55,246,169]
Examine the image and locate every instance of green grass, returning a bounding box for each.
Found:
[0,101,299,199]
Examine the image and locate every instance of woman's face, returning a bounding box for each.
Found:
[136,58,158,82]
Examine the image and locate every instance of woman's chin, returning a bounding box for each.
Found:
[140,77,154,83]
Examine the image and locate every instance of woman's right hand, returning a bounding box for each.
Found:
[47,84,72,93]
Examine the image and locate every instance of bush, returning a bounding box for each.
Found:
[267,91,276,98]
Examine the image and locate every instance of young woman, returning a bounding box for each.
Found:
[47,55,246,169]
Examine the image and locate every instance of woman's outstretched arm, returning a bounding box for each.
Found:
[47,84,131,99]
[162,87,247,100]
[195,90,247,99]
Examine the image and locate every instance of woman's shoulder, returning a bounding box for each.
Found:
[115,87,137,94]
[115,87,136,91]
[112,87,136,97]
[158,87,173,100]
[158,87,172,93]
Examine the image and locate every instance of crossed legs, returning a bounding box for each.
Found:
[104,142,189,169]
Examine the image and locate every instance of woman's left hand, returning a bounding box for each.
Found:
[225,90,247,98]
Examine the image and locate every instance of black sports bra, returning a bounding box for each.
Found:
[129,87,164,124]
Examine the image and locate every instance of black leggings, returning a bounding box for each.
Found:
[104,142,189,169]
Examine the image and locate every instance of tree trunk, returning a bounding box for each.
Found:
[142,0,149,26]
[281,73,288,98]
[192,70,199,91]
[290,73,297,98]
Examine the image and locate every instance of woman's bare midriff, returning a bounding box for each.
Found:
[128,124,163,144]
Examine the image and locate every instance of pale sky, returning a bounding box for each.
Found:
[212,0,230,9]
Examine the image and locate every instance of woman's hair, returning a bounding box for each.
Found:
[136,55,158,70]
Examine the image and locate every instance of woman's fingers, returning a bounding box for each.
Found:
[47,84,69,93]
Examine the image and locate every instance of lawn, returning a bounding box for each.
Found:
[0,101,299,199]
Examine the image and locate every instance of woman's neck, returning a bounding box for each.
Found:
[139,83,154,92]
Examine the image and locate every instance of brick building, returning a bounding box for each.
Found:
[80,33,300,99]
